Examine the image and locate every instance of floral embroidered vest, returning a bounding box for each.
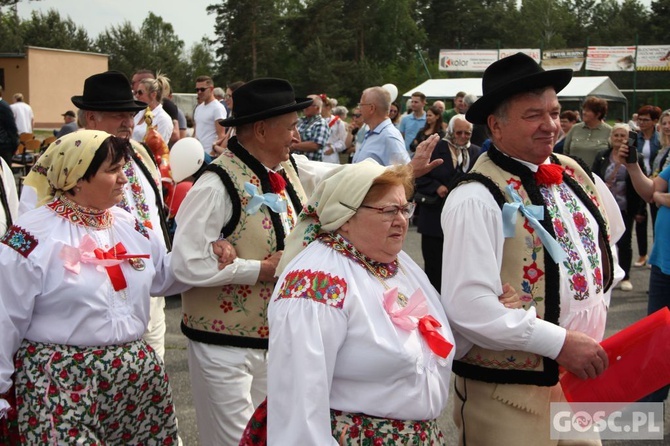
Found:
[181,138,307,349]
[451,148,613,386]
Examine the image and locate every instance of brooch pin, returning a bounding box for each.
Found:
[129,258,146,271]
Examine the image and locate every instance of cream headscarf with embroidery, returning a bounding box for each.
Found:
[276,159,387,275]
[24,130,112,207]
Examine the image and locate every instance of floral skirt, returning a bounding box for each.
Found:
[331,409,445,446]
[13,339,178,445]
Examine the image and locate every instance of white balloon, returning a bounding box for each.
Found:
[382,83,398,103]
[170,137,205,183]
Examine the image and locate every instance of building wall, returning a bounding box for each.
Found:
[0,46,108,130]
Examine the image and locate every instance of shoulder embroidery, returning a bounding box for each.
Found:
[1,225,38,258]
[275,269,347,309]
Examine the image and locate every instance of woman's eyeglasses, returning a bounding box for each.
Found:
[340,201,416,222]
[195,87,209,93]
[136,90,145,96]
[352,113,362,118]
[454,131,472,136]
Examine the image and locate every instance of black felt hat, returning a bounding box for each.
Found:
[217,78,312,127]
[466,53,573,125]
[72,71,147,112]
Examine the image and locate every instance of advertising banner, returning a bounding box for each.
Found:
[499,49,541,63]
[586,46,637,71]
[541,49,586,71]
[438,50,498,72]
[635,45,670,71]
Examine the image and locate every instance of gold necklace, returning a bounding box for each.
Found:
[325,233,409,306]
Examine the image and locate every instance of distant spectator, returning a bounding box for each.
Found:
[398,91,427,152]
[628,113,639,131]
[463,93,486,146]
[54,110,78,138]
[389,101,401,127]
[409,105,445,153]
[193,75,227,161]
[0,86,19,166]
[10,93,34,134]
[432,100,445,116]
[225,81,245,114]
[563,95,612,166]
[554,110,580,154]
[442,91,467,122]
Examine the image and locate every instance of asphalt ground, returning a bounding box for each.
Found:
[163,223,668,445]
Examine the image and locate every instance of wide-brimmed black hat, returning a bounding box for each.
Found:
[218,78,312,127]
[71,71,147,112]
[466,53,573,125]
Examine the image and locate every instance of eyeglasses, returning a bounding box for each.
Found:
[340,201,416,222]
[195,87,210,93]
[352,113,362,118]
[136,90,145,96]
[454,131,472,136]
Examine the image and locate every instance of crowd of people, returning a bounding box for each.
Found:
[0,52,668,445]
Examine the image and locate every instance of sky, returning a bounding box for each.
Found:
[17,0,217,49]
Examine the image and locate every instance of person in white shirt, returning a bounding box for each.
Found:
[0,130,188,443]
[441,53,624,445]
[10,93,33,134]
[193,75,227,158]
[132,74,175,144]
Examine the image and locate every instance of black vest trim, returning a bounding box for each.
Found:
[131,151,172,251]
[453,360,559,387]
[181,321,268,350]
[202,164,241,238]
[0,171,12,228]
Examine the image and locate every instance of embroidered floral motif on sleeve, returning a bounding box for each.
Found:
[0,226,38,258]
[276,269,347,309]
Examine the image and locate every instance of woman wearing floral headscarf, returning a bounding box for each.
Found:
[0,130,188,443]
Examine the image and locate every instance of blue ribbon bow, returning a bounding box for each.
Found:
[244,182,287,215]
[502,184,567,263]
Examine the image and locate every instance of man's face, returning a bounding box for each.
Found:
[455,96,467,113]
[359,93,375,124]
[86,111,136,139]
[637,114,656,133]
[263,112,300,164]
[303,101,318,118]
[433,101,445,114]
[410,96,425,113]
[488,88,561,165]
[452,119,473,146]
[196,82,213,103]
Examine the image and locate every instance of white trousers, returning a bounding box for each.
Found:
[143,296,166,360]
[188,340,267,446]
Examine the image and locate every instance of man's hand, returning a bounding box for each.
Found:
[556,330,609,380]
[259,251,283,282]
[211,239,237,270]
[498,283,522,309]
[409,134,443,177]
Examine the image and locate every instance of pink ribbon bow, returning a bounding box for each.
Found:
[383,287,453,359]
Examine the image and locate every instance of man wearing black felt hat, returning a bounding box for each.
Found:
[441,53,623,444]
[171,78,316,445]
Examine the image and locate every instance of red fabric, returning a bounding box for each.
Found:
[93,243,150,291]
[417,315,454,359]
[561,307,670,404]
[239,398,268,446]
[267,171,286,194]
[535,163,564,186]
[328,115,340,128]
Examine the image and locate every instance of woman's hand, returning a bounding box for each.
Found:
[211,239,237,270]
[498,283,522,309]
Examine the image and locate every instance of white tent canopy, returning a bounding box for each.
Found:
[402,76,627,104]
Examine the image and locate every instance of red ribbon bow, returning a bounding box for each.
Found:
[93,243,150,291]
[535,163,564,186]
[417,315,454,359]
[268,171,286,194]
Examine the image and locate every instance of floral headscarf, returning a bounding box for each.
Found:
[276,159,387,275]
[24,130,112,206]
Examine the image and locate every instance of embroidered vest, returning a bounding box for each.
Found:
[451,148,613,386]
[181,138,307,349]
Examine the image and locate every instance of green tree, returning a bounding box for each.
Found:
[185,39,216,88]
[20,9,92,51]
[0,8,23,52]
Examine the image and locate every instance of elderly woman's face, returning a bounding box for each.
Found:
[452,119,472,146]
[610,128,628,151]
[74,153,128,210]
[339,184,410,263]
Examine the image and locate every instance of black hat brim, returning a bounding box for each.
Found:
[71,96,148,112]
[466,69,573,125]
[217,98,313,127]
